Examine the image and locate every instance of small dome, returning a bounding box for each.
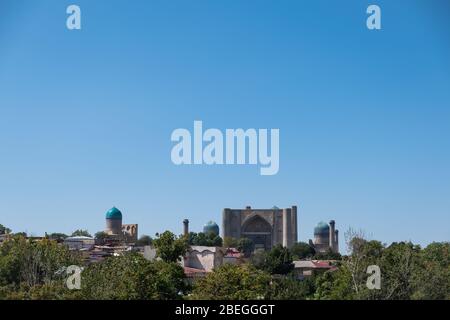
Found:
[106,207,122,220]
[203,221,219,236]
[314,221,329,235]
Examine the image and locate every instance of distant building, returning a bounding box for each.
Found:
[64,236,95,250]
[203,221,220,236]
[85,245,134,264]
[309,220,339,253]
[104,207,138,243]
[222,205,298,250]
[183,246,226,272]
[223,248,245,265]
[293,260,337,278]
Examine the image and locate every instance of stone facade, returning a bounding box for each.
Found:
[64,236,95,250]
[122,224,138,243]
[222,205,298,250]
[183,246,226,271]
[106,218,122,236]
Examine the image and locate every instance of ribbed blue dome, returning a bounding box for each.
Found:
[106,207,122,220]
[314,221,329,235]
[203,221,219,236]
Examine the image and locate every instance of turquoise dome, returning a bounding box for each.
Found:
[203,221,220,236]
[314,221,329,235]
[106,207,122,220]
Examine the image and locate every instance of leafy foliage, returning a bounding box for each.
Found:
[153,231,189,263]
[191,264,271,300]
[266,275,316,300]
[313,249,342,260]
[188,232,222,247]
[314,236,450,300]
[71,229,92,237]
[94,231,109,242]
[0,236,81,299]
[237,238,254,258]
[81,252,186,300]
[251,245,294,275]
[47,233,69,241]
[0,230,448,300]
[0,224,12,235]
[290,242,316,260]
[136,235,153,246]
[191,263,316,300]
[223,237,238,248]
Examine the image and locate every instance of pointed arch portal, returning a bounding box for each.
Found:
[241,215,273,250]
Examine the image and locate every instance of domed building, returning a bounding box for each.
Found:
[203,221,220,236]
[309,220,339,253]
[314,221,329,236]
[104,207,138,243]
[105,207,123,235]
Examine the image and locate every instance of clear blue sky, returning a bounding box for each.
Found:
[0,0,449,247]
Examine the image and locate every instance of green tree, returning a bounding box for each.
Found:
[48,233,68,241]
[188,232,222,247]
[14,232,27,237]
[266,275,316,300]
[251,245,294,275]
[314,267,354,300]
[153,231,189,263]
[377,242,421,300]
[136,235,153,246]
[313,249,342,260]
[223,237,239,248]
[71,229,92,237]
[0,235,81,299]
[314,228,383,300]
[191,264,271,300]
[237,238,254,258]
[81,252,186,300]
[0,224,12,235]
[94,231,109,244]
[412,242,450,299]
[291,242,315,260]
[313,231,447,300]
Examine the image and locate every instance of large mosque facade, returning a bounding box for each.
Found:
[221,206,298,250]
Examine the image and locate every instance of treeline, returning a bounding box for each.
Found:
[0,228,448,300]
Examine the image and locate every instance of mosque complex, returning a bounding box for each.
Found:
[103,205,339,254]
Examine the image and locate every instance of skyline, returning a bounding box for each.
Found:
[1,0,449,247]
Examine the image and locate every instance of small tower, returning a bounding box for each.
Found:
[183,219,189,237]
[329,220,336,251]
[334,229,339,253]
